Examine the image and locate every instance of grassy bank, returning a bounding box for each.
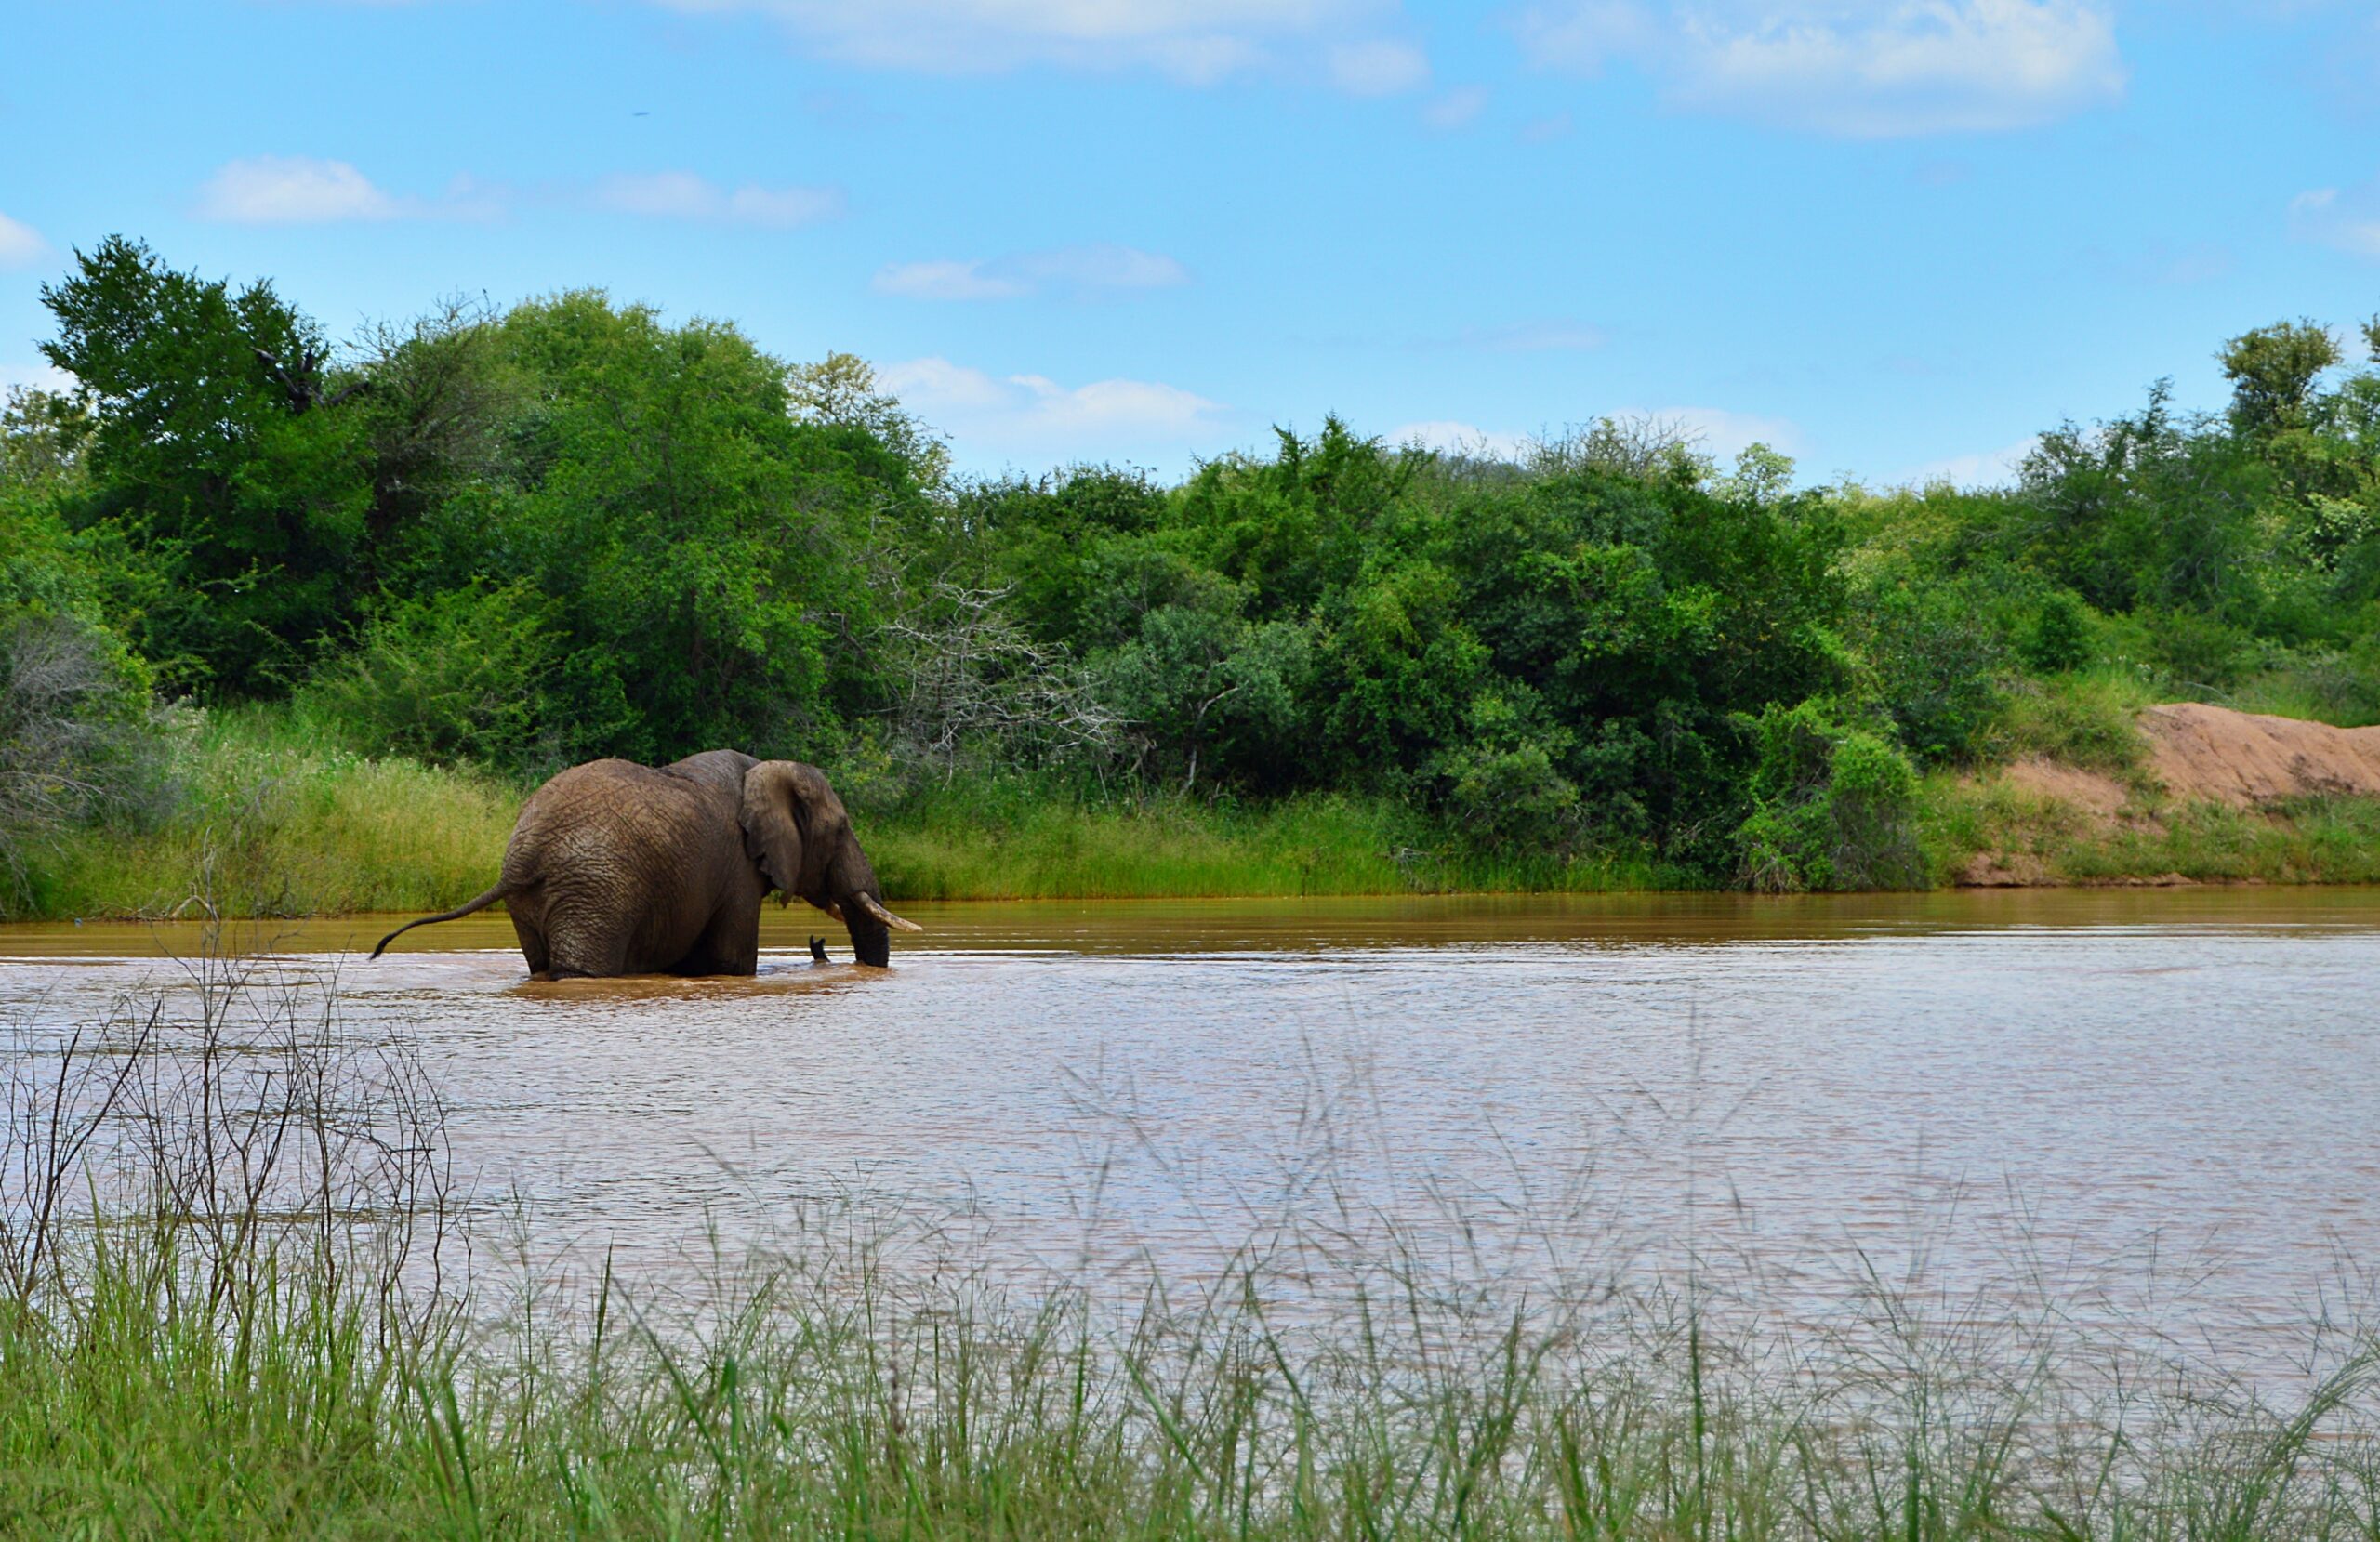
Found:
[1924,669,2380,887]
[865,776,1676,899]
[13,706,522,921]
[1927,778,2380,887]
[7,694,2379,924]
[7,948,2379,1538]
[2,709,1680,922]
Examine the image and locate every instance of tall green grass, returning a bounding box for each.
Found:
[6,940,2379,1535]
[11,704,521,920]
[862,777,1680,900]
[6,713,1680,922]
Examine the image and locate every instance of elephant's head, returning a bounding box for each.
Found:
[738,760,920,967]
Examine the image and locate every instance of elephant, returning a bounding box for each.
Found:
[369,750,920,975]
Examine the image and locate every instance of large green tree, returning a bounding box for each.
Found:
[41,237,374,692]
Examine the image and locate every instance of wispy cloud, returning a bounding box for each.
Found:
[1422,85,1490,128]
[1387,420,1535,460]
[1,360,75,399]
[2292,184,2380,258]
[192,158,512,224]
[1328,37,1431,95]
[0,211,48,270]
[1622,404,1804,458]
[589,171,844,226]
[879,355,1226,454]
[1897,435,2038,487]
[192,158,843,229]
[872,244,1191,301]
[1513,0,2126,136]
[1389,404,1800,466]
[1458,317,1607,352]
[194,156,405,223]
[646,0,1414,89]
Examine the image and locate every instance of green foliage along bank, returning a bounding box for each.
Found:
[5,238,2380,916]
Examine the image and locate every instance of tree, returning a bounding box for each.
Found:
[2221,320,2339,439]
[39,237,374,692]
[484,294,888,764]
[787,351,950,487]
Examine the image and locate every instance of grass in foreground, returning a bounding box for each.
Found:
[5,938,2380,1537]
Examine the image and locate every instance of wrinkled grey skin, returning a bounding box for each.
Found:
[371,750,913,974]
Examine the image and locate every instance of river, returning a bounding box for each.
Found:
[5,889,2377,1371]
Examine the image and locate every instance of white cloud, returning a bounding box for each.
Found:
[1,361,74,399]
[648,0,1403,86]
[1897,435,2038,487]
[591,171,844,226]
[189,161,840,230]
[192,159,510,224]
[1387,420,1534,460]
[1514,0,2126,136]
[1422,85,1490,128]
[875,260,1031,301]
[0,211,49,268]
[1329,37,1431,95]
[1620,404,1804,459]
[873,244,1191,300]
[1387,406,1795,465]
[2292,184,2380,258]
[879,355,1225,454]
[194,156,403,223]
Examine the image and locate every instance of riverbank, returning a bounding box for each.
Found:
[1935,701,2380,887]
[7,701,2380,922]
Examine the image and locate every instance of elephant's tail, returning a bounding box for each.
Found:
[369,881,509,959]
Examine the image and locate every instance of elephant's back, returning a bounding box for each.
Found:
[504,758,733,882]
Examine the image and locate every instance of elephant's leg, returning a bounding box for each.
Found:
[676,890,757,975]
[510,910,551,979]
[679,895,761,977]
[542,895,633,979]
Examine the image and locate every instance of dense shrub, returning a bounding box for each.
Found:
[1853,573,2005,764]
[298,583,557,770]
[0,614,174,903]
[1735,699,1925,892]
[2020,589,2095,674]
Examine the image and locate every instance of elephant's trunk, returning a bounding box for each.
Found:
[824,850,918,968]
[844,903,892,969]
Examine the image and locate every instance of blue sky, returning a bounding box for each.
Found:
[2,0,2376,485]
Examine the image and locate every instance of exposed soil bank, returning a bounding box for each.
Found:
[2141,703,2380,806]
[1954,703,2380,888]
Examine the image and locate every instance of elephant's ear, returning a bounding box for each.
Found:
[740,761,828,899]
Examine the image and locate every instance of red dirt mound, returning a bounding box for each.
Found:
[2139,703,2380,808]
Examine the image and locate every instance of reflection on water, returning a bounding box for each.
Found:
[6,889,2379,1364]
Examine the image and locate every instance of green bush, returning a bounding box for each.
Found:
[2144,606,2254,691]
[298,582,557,771]
[1735,699,1925,891]
[2020,589,2095,673]
[1854,574,2005,763]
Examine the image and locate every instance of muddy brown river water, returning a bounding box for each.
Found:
[5,889,2378,1365]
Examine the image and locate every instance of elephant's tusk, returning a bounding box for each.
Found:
[855,892,924,933]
